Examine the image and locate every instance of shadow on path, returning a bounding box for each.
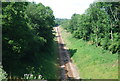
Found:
[54,26,80,79]
[68,49,77,58]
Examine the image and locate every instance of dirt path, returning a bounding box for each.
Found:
[54,26,80,79]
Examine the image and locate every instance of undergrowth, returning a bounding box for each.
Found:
[60,27,118,79]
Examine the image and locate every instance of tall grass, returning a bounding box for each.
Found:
[60,27,118,79]
[39,40,59,79]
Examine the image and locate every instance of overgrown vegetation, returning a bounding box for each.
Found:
[60,27,118,79]
[2,2,58,79]
[0,64,7,80]
[62,2,120,54]
[60,1,119,79]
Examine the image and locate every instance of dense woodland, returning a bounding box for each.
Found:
[2,2,56,79]
[62,2,120,54]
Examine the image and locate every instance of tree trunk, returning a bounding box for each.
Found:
[96,26,98,47]
[110,23,113,41]
[109,6,117,21]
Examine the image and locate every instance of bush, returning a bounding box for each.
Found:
[0,64,7,80]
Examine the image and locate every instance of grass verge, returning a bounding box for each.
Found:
[60,27,118,79]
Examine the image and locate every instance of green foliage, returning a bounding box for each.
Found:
[62,2,120,53]
[2,2,57,79]
[55,18,70,26]
[61,28,118,79]
[0,64,7,80]
[25,2,55,51]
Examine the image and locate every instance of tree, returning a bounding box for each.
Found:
[2,2,55,78]
[61,2,120,53]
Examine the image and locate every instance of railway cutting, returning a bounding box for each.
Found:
[54,26,80,79]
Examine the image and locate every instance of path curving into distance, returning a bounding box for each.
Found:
[54,26,80,79]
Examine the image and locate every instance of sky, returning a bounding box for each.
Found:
[28,0,95,19]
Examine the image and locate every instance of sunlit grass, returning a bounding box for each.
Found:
[60,27,118,79]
